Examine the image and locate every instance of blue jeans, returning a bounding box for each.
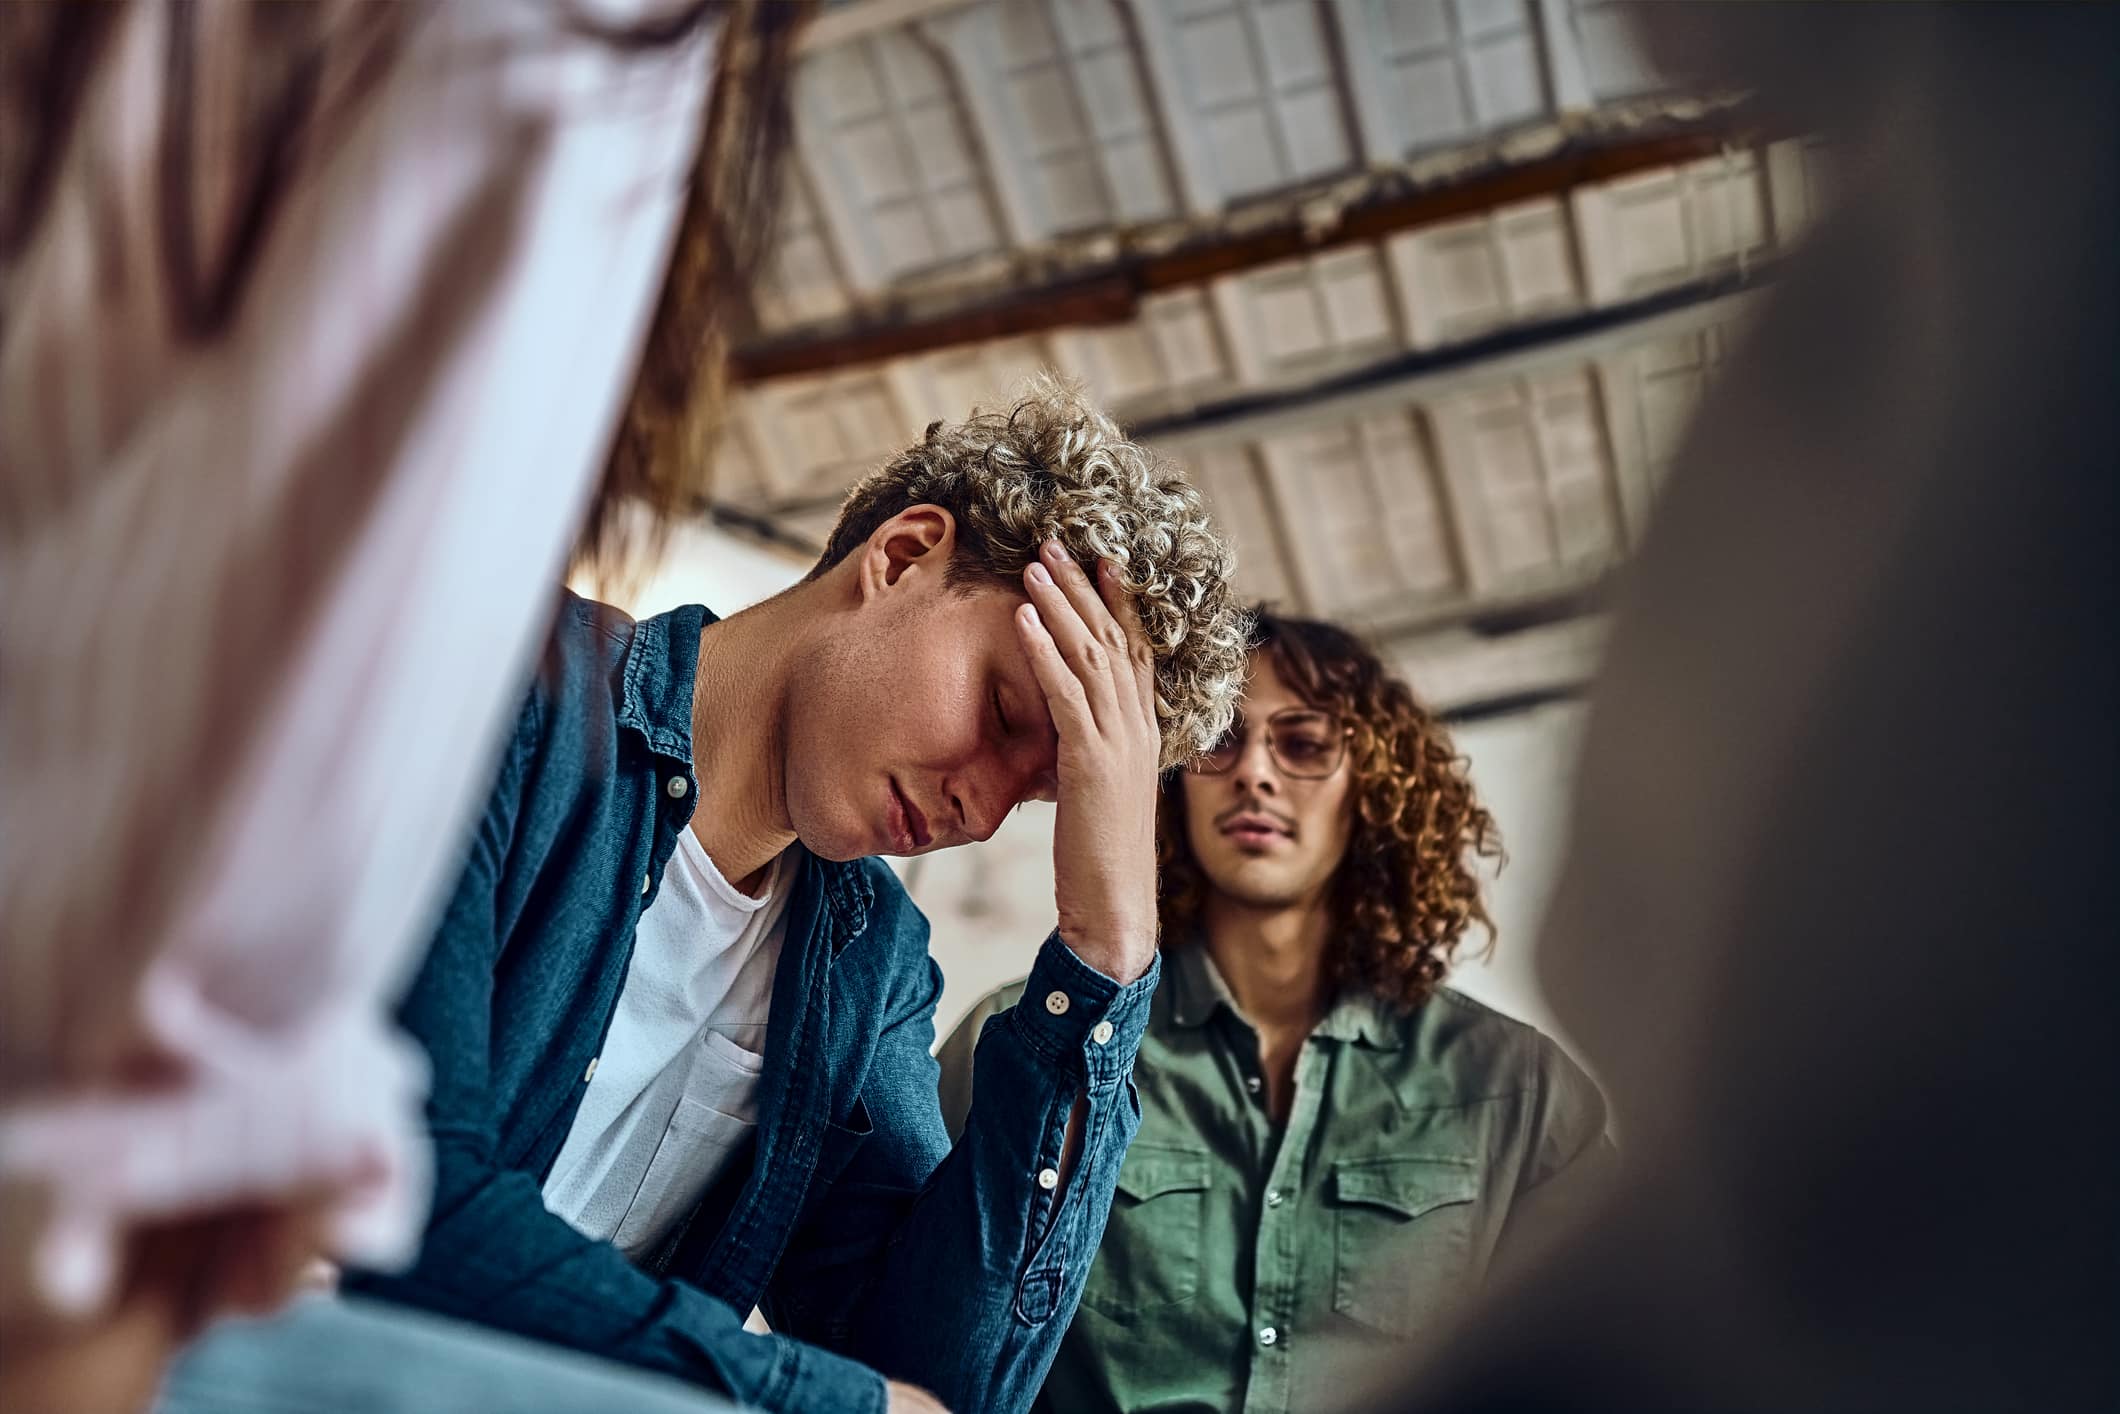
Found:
[155,1296,741,1413]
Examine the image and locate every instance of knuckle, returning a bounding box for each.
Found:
[1076,640,1108,675]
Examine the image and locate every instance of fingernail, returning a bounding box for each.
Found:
[1028,561,1051,585]
[1045,539,1070,562]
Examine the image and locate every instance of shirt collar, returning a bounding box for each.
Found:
[1167,939,1238,1029]
[1166,937,1405,1048]
[616,602,715,767]
[1313,988,1403,1049]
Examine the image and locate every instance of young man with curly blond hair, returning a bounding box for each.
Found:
[343,378,1249,1414]
[939,610,1609,1413]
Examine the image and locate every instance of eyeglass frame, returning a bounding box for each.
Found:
[1185,707,1351,780]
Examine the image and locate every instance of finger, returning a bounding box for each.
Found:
[1096,558,1158,720]
[220,1204,330,1316]
[1042,538,1122,648]
[1047,544,1139,709]
[1014,600,1095,746]
[1023,549,1122,727]
[129,1191,337,1333]
[126,1213,225,1340]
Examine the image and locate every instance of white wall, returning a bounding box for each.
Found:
[1439,699,1589,1051]
[573,518,812,622]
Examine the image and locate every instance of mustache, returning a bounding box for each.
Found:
[1214,797,1297,835]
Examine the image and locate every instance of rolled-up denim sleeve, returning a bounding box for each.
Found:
[765,932,1158,1414]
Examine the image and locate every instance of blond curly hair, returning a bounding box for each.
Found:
[811,375,1249,766]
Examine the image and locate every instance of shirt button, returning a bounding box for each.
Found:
[666,775,689,799]
[1044,990,1071,1016]
[1266,1188,1284,1208]
[641,872,653,896]
[1090,1020,1115,1046]
[1258,1326,1278,1347]
[583,1057,599,1084]
[1245,1074,1262,1094]
[1036,1167,1059,1191]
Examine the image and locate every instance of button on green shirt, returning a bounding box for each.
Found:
[937,944,1609,1414]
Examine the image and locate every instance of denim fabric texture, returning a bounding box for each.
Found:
[346,593,1157,1414]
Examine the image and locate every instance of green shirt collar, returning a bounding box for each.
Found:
[1165,940,1403,1049]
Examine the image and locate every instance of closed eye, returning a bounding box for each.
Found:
[992,685,1012,738]
[1020,770,1058,807]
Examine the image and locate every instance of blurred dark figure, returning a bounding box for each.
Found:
[1371,5,2117,1411]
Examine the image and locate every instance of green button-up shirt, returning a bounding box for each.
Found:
[938,944,1608,1414]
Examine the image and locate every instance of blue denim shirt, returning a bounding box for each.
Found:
[347,593,1158,1414]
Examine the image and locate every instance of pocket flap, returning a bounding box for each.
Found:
[828,1095,875,1141]
[811,1097,872,1184]
[1330,1155,1477,1219]
[1114,1145,1211,1202]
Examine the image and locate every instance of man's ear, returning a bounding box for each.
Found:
[858,504,956,604]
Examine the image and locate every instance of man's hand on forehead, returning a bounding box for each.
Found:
[1015,538,1160,983]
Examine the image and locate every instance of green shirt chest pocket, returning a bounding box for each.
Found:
[1080,1144,1211,1318]
[1328,1154,1481,1340]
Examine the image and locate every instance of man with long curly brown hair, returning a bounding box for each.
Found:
[939,609,1607,1413]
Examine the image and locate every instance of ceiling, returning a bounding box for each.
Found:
[706,0,1831,714]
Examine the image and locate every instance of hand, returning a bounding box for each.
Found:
[1017,539,1162,983]
[886,1379,952,1413]
[0,1288,177,1414]
[137,1194,335,1329]
[0,1196,331,1414]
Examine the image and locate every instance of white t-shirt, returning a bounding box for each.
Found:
[542,833,789,1260]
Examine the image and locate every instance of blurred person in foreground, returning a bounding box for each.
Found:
[939,610,1608,1412]
[1368,5,2117,1411]
[0,1,812,1411]
[340,382,1249,1414]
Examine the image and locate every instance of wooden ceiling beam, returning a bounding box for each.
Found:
[729,126,1758,383]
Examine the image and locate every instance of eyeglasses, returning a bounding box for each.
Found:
[1187,708,1348,780]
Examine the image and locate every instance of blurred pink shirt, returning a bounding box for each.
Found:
[0,0,713,1319]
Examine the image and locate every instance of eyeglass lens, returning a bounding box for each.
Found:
[1191,710,1343,778]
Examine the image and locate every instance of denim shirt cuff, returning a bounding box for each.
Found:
[763,1336,886,1414]
[1008,934,1160,1091]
